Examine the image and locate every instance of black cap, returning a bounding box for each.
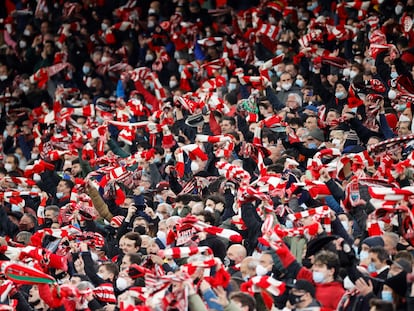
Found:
[293,280,316,298]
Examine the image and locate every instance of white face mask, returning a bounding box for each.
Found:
[388,89,397,100]
[23,29,31,36]
[101,23,109,31]
[33,173,41,182]
[342,68,351,77]
[395,4,403,15]
[145,53,154,62]
[268,16,276,24]
[116,277,129,291]
[147,21,155,28]
[101,56,110,64]
[0,75,8,81]
[31,153,39,160]
[19,41,27,49]
[281,83,292,91]
[169,80,178,89]
[255,264,268,276]
[4,163,13,172]
[21,85,30,94]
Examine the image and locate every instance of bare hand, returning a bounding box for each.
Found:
[355,277,373,296]
[211,286,230,307]
[127,205,137,219]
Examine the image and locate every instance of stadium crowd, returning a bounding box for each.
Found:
[2,0,414,310]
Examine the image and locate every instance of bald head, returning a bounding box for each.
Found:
[240,257,259,280]
[226,244,247,264]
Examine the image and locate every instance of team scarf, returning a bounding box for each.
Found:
[158,246,212,259]
[286,205,332,235]
[0,261,56,285]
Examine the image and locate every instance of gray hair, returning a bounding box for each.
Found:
[288,93,302,107]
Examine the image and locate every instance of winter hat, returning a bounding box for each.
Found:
[361,236,384,248]
[335,79,350,91]
[307,128,325,142]
[388,258,412,274]
[293,280,316,298]
[110,216,125,228]
[385,271,408,297]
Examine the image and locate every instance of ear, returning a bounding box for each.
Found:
[327,267,335,278]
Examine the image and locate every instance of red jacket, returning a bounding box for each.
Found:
[316,281,345,310]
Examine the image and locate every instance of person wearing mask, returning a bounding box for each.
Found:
[311,250,345,310]
[287,280,322,310]
[277,72,302,104]
[225,244,247,277]
[53,179,74,207]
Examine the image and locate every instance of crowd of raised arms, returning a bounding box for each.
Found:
[2,0,414,310]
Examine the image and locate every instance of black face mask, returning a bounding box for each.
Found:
[224,257,236,268]
[42,218,53,228]
[288,293,304,305]
[140,247,147,256]
[134,225,146,235]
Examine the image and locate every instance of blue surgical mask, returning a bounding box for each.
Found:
[285,220,293,229]
[307,2,318,11]
[390,72,398,79]
[82,66,90,75]
[308,143,317,149]
[312,271,325,283]
[228,83,237,91]
[276,49,283,56]
[349,70,358,79]
[295,79,304,88]
[352,245,359,257]
[11,204,21,213]
[368,262,376,273]
[56,192,64,199]
[335,91,345,99]
[165,153,172,163]
[381,291,393,302]
[359,250,369,261]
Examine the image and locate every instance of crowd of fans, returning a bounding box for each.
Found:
[2,0,414,310]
